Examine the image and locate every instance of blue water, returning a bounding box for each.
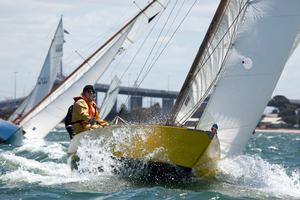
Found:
[1,128,299,200]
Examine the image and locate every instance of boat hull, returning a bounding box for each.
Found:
[68,125,220,178]
[0,119,24,146]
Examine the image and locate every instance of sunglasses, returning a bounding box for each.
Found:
[86,90,95,94]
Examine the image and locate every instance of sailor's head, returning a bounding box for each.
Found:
[211,123,218,134]
[83,85,95,101]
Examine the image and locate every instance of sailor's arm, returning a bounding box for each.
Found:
[95,111,109,127]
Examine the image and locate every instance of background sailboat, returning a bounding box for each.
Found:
[17,0,169,140]
[100,75,121,120]
[0,17,66,145]
[9,17,66,124]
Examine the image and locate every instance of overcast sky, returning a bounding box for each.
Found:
[0,0,299,102]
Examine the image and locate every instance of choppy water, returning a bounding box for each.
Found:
[1,128,300,200]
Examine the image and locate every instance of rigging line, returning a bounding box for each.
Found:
[118,0,172,82]
[118,0,175,108]
[179,4,245,125]
[137,0,199,89]
[119,8,164,81]
[102,48,128,84]
[63,4,133,73]
[80,4,133,55]
[197,5,230,68]
[171,0,236,121]
[175,1,250,125]
[74,51,92,67]
[143,0,185,80]
[125,0,178,108]
[140,0,186,81]
[187,1,249,87]
[116,1,171,111]
[191,3,249,128]
[134,0,178,87]
[17,2,159,124]
[133,1,150,19]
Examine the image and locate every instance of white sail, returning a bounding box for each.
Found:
[171,0,247,125]
[9,17,65,122]
[197,0,300,158]
[21,26,132,139]
[19,0,169,139]
[100,75,120,119]
[289,32,300,58]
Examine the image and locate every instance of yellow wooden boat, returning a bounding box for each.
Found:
[68,125,220,179]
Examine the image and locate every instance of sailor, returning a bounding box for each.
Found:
[71,85,108,135]
[211,123,218,135]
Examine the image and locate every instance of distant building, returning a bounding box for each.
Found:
[258,113,287,129]
[263,106,279,115]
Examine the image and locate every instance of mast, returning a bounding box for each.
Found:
[17,0,163,125]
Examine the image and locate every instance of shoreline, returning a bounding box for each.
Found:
[255,128,300,134]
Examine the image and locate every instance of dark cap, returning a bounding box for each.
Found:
[212,123,218,129]
[83,85,95,93]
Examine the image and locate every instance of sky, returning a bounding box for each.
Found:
[0,0,299,103]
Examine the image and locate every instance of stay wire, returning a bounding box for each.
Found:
[134,0,179,86]
[143,0,184,77]
[119,8,164,81]
[120,0,178,109]
[137,0,198,89]
[121,0,196,113]
[104,1,169,95]
[117,1,171,111]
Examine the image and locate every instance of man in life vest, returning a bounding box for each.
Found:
[71,85,108,135]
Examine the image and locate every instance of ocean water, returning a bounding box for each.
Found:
[0,128,299,200]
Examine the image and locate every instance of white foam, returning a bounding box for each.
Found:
[217,155,300,199]
[0,152,85,186]
[267,146,278,151]
[75,126,167,176]
[16,138,67,159]
[76,135,117,176]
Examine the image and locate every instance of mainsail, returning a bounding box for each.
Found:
[170,0,300,158]
[18,0,169,139]
[100,75,120,119]
[196,0,300,157]
[170,0,245,125]
[9,17,65,123]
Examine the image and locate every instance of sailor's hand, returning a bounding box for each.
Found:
[101,121,109,127]
[89,117,96,125]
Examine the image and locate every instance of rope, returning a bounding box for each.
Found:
[138,0,188,86]
[120,0,199,111]
[119,0,180,109]
[134,0,180,86]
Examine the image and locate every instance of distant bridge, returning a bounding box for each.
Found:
[3,84,300,119]
[0,85,179,118]
[94,83,179,113]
